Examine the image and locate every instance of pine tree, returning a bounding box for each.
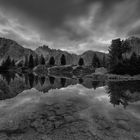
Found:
[40,55,45,65]
[130,52,138,75]
[92,54,100,68]
[108,38,122,72]
[61,54,66,65]
[28,54,34,69]
[102,54,106,67]
[121,40,131,59]
[2,56,12,69]
[24,55,28,67]
[78,58,84,66]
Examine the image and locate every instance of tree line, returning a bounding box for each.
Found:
[108,38,140,75]
[0,52,107,71]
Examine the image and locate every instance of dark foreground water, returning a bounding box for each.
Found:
[0,73,140,140]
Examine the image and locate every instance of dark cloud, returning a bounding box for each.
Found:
[0,0,128,34]
[0,0,139,53]
[0,0,93,27]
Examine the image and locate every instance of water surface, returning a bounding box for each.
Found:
[0,73,140,140]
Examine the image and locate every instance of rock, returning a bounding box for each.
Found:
[133,134,140,140]
[41,135,51,140]
[54,121,64,128]
[95,67,107,75]
[64,115,75,122]
[117,120,130,131]
[0,133,8,140]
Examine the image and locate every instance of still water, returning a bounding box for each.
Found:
[0,73,140,140]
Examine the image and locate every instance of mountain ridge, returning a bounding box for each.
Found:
[3,36,140,66]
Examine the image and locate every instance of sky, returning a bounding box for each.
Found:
[0,0,140,54]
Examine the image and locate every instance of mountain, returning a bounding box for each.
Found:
[0,37,36,63]
[0,37,108,66]
[36,46,107,66]
[81,50,107,66]
[36,45,79,65]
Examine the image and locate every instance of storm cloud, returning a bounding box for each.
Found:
[0,0,140,53]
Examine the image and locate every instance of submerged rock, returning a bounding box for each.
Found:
[117,120,130,131]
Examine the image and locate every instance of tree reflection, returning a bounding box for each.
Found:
[34,75,39,85]
[106,81,140,108]
[61,78,66,87]
[0,72,15,85]
[39,76,45,86]
[28,73,34,88]
[49,76,55,85]
[92,81,100,90]
[79,78,83,84]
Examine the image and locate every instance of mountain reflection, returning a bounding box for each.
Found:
[0,72,140,108]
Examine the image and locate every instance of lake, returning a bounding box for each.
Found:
[0,73,140,140]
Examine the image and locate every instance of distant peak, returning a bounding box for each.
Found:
[0,37,20,46]
[38,45,50,50]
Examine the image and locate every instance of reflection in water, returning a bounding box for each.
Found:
[39,76,45,86]
[34,75,39,85]
[0,72,140,139]
[49,76,55,85]
[0,85,140,140]
[28,73,34,88]
[0,72,16,84]
[92,81,101,90]
[0,72,140,109]
[106,81,140,108]
[79,78,83,84]
[60,78,66,87]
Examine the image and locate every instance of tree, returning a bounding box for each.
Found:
[121,40,131,59]
[78,58,84,66]
[129,52,138,75]
[28,54,34,69]
[102,54,106,67]
[24,55,29,67]
[40,55,45,65]
[92,54,100,68]
[61,54,66,65]
[1,56,12,69]
[108,38,123,72]
[49,56,55,66]
[130,52,137,65]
